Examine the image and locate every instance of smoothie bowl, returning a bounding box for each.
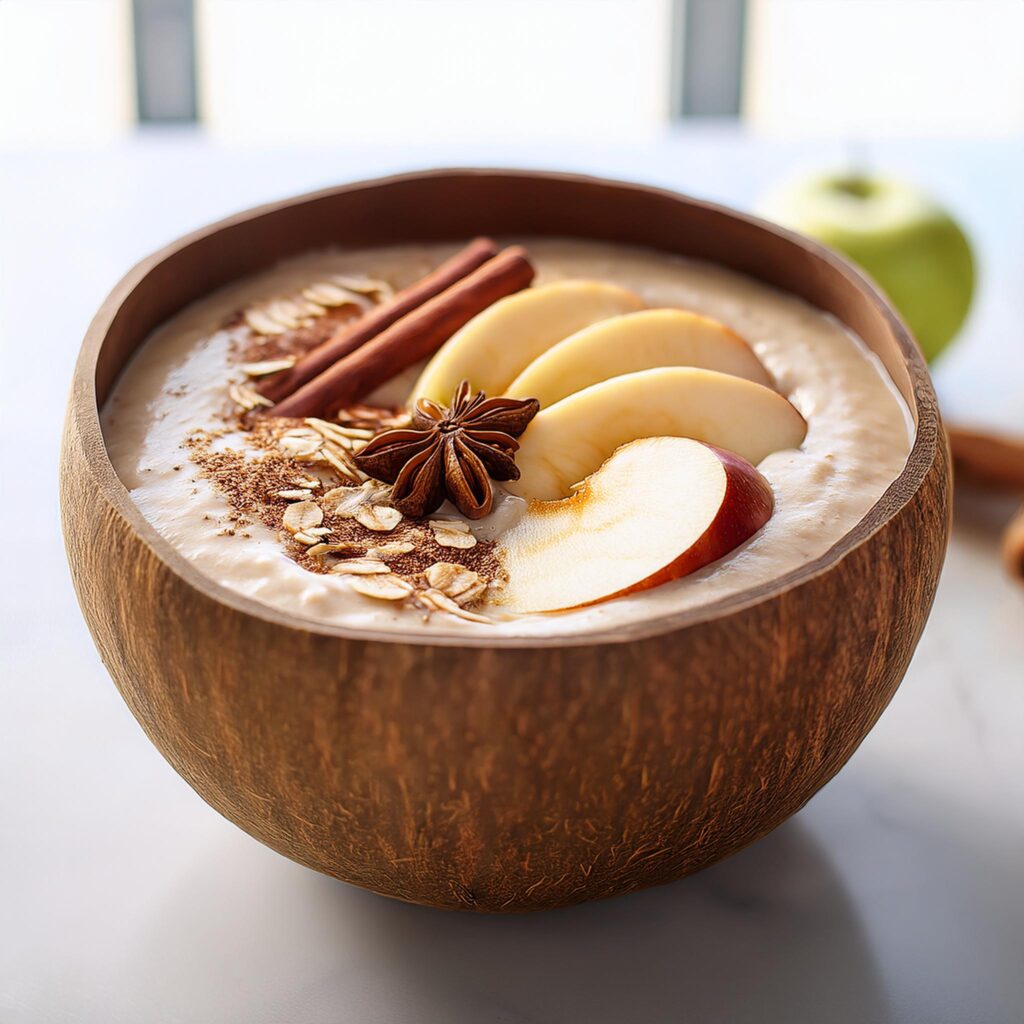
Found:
[60,169,950,911]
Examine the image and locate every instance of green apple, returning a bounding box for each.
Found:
[762,173,974,361]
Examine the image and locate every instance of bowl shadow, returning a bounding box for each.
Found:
[123,819,887,1023]
[324,821,887,1024]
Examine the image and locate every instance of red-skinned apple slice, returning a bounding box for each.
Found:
[498,436,773,613]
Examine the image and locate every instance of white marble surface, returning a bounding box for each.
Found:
[1,129,1022,1023]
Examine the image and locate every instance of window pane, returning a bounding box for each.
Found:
[744,0,1024,138]
[0,0,134,147]
[196,0,673,144]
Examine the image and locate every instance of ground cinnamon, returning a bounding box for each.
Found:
[270,246,535,418]
[184,426,502,581]
[259,237,499,402]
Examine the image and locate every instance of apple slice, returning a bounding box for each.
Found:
[410,280,644,404]
[498,437,773,613]
[507,367,807,501]
[504,308,771,406]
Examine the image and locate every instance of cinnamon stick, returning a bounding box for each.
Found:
[270,246,535,418]
[1003,503,1024,582]
[259,236,499,403]
[948,425,1024,491]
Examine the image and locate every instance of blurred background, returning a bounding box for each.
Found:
[4,0,1024,145]
[3,0,1022,424]
[1,3,1022,1023]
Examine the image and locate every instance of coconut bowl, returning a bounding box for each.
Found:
[60,169,950,912]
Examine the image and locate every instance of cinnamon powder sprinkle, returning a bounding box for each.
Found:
[226,273,392,367]
[227,304,363,366]
[184,427,503,587]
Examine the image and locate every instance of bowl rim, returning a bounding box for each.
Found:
[68,167,942,650]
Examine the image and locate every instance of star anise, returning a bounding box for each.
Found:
[353,381,539,519]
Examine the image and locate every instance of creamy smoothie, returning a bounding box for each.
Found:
[101,239,914,639]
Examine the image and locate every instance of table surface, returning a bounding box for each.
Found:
[2,128,1022,1024]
